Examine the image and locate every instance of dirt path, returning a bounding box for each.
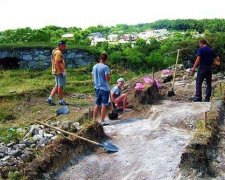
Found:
[55,101,211,180]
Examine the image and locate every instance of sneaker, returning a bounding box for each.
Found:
[46,99,56,106]
[123,108,133,112]
[59,100,69,105]
[101,121,109,126]
[193,97,202,102]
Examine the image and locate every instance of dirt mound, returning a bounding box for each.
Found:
[124,77,161,110]
[23,122,107,179]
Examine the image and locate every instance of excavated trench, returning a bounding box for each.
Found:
[54,101,211,180]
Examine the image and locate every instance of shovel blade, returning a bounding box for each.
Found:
[102,141,119,152]
[56,106,70,115]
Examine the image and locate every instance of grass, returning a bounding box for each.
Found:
[0,65,145,144]
[0,65,145,97]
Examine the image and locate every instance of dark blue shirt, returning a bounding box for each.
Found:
[197,46,215,68]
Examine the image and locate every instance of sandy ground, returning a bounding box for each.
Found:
[55,100,211,180]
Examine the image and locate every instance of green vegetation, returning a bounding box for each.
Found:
[0,127,24,144]
[8,171,22,180]
[1,19,225,71]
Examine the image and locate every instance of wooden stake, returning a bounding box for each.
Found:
[204,112,208,129]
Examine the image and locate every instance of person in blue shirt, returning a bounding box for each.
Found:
[92,53,110,126]
[191,39,216,102]
[110,78,131,112]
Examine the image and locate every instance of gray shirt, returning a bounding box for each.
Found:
[92,63,110,91]
[111,85,121,98]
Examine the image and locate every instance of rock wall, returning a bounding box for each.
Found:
[0,48,96,69]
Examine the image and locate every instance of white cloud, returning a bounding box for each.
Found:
[0,0,225,30]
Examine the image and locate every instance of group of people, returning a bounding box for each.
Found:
[46,41,129,125]
[46,39,217,125]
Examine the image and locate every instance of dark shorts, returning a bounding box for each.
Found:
[95,89,110,106]
[55,74,66,88]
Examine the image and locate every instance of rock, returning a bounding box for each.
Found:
[60,122,72,131]
[0,144,8,153]
[8,149,22,157]
[23,139,36,146]
[0,153,5,158]
[1,156,10,161]
[6,159,16,166]
[20,150,34,161]
[30,144,36,148]
[33,134,43,141]
[38,138,50,147]
[17,144,26,149]
[44,133,54,138]
[71,122,82,132]
[38,129,44,136]
[51,136,58,141]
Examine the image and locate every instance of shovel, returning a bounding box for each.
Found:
[36,120,118,152]
[168,49,180,97]
[42,106,70,122]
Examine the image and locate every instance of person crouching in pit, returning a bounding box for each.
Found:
[110,78,132,112]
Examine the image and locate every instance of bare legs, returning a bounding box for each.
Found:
[93,105,107,122]
[49,86,63,100]
[115,94,128,109]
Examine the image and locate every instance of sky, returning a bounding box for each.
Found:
[1,0,225,31]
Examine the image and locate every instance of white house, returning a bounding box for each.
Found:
[91,37,107,46]
[88,32,103,40]
[107,34,119,42]
[61,33,74,38]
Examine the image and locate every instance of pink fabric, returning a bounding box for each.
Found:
[143,77,154,84]
[135,83,145,91]
[162,69,172,75]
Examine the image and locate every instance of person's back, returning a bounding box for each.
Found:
[198,46,215,68]
[92,63,110,91]
[92,53,110,126]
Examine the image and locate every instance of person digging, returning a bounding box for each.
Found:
[110,78,132,112]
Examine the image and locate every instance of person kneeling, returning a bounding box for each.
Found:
[110,78,132,112]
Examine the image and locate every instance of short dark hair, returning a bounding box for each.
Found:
[199,39,208,45]
[58,40,67,46]
[100,53,108,61]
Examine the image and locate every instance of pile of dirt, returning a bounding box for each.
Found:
[124,77,161,110]
[23,122,107,180]
[179,100,223,178]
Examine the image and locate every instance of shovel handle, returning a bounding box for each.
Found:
[172,49,180,89]
[35,121,101,146]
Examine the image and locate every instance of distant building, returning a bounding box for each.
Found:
[91,37,107,46]
[88,32,103,40]
[137,30,154,40]
[107,34,119,42]
[120,34,137,42]
[61,33,74,38]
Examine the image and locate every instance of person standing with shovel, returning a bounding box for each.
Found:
[191,39,216,102]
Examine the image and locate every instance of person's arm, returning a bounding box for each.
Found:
[191,48,202,75]
[192,56,201,71]
[105,74,110,81]
[105,66,110,81]
[110,91,116,103]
